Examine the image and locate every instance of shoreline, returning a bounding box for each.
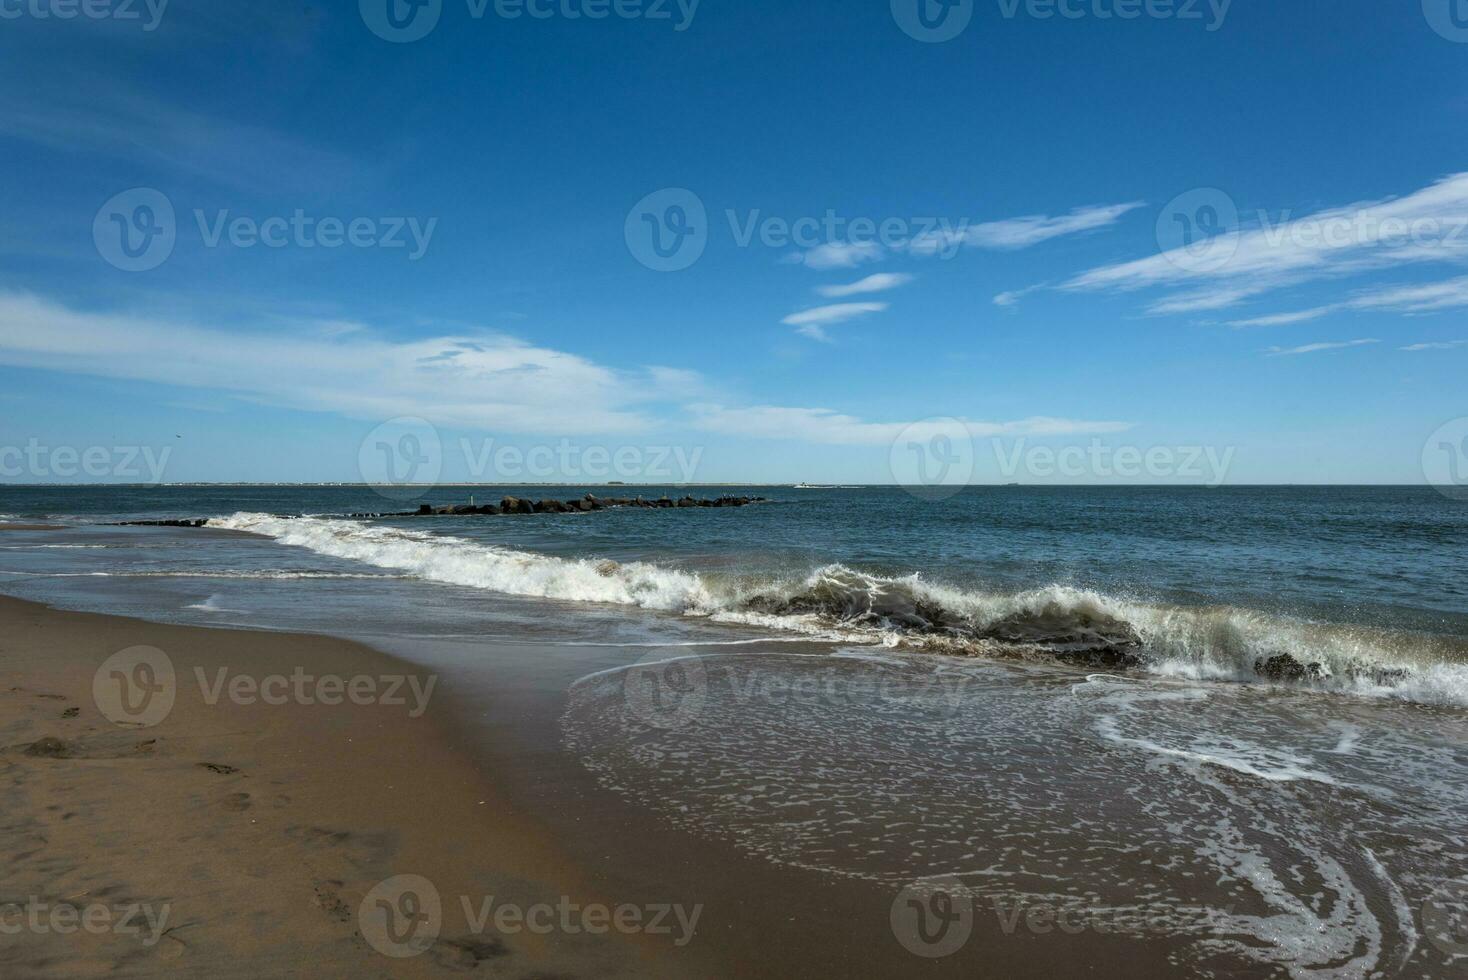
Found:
[0,593,703,978]
[2,511,1463,977]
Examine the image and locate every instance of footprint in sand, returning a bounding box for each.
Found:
[198,763,240,775]
[311,880,351,921]
[429,937,510,972]
[221,792,251,812]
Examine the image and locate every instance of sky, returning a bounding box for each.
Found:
[2,0,1468,486]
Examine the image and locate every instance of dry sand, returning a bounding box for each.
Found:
[0,595,703,978]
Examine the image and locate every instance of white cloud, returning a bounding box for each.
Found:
[0,80,354,192]
[688,405,1133,446]
[994,283,1049,307]
[787,202,1142,269]
[1066,174,1468,317]
[0,292,691,434]
[817,273,913,298]
[1228,274,1468,327]
[963,202,1146,250]
[1400,339,1468,351]
[782,302,888,341]
[1228,307,1336,328]
[784,241,883,270]
[1263,339,1379,357]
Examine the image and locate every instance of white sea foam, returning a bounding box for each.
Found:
[206,512,1468,708]
[186,594,246,614]
[563,652,1455,978]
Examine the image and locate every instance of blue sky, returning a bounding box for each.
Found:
[2,0,1468,485]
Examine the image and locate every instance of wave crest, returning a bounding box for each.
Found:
[206,512,1468,707]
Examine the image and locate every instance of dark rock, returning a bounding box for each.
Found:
[1254,654,1325,681]
[417,504,433,515]
[978,609,1143,664]
[502,497,534,515]
[114,519,208,528]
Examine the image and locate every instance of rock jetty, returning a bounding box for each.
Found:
[115,494,765,527]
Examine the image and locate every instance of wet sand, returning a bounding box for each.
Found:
[415,636,1190,980]
[0,595,706,978]
[0,526,1370,978]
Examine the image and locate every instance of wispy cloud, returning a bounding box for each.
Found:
[1400,339,1468,351]
[0,81,356,193]
[1228,274,1468,327]
[0,292,691,434]
[688,405,1134,446]
[782,302,889,341]
[817,274,913,298]
[786,202,1142,268]
[961,203,1146,250]
[994,283,1049,307]
[783,241,883,270]
[1065,174,1468,317]
[1263,339,1379,357]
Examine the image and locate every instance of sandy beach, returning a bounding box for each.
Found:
[1,506,1464,979]
[0,593,702,978]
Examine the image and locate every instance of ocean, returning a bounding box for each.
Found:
[1,484,1466,977]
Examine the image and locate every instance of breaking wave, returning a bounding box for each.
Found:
[207,513,1468,708]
